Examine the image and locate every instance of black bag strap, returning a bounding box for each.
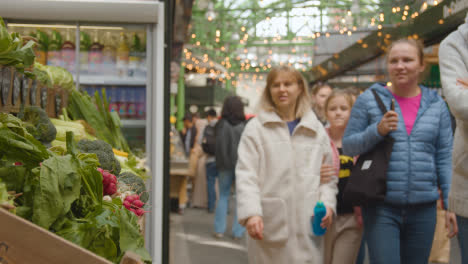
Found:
[371,89,388,114]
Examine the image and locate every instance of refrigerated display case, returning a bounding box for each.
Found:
[0,0,165,262]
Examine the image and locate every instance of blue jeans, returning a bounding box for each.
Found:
[205,161,218,212]
[214,169,245,238]
[362,202,437,264]
[355,237,366,264]
[457,215,468,264]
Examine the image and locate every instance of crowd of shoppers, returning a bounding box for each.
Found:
[171,15,468,264]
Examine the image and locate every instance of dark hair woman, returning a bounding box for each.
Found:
[213,95,246,239]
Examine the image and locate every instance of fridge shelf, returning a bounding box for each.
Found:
[75,75,146,86]
[121,119,146,128]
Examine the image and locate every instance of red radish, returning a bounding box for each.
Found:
[14,162,22,166]
[135,208,145,216]
[123,200,131,209]
[97,168,118,195]
[132,200,144,208]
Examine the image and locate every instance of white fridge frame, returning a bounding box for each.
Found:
[0,1,166,263]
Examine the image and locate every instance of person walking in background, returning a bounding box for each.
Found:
[236,66,338,263]
[213,96,246,239]
[180,113,197,157]
[439,13,468,264]
[201,109,219,213]
[321,89,363,264]
[342,39,457,264]
[310,82,333,126]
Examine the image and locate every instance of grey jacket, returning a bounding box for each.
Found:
[439,15,468,217]
[215,118,245,171]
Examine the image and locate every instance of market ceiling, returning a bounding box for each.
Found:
[185,0,462,85]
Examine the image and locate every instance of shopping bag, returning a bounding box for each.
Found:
[429,203,451,263]
[343,89,394,206]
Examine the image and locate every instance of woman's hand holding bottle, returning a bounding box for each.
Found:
[320,206,334,229]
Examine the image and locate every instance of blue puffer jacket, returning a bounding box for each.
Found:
[343,83,453,209]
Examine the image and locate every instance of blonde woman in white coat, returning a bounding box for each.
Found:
[236,66,339,264]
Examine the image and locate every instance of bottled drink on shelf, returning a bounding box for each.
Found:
[108,86,119,113]
[33,29,49,65]
[116,32,129,77]
[136,87,146,119]
[88,30,103,75]
[128,33,141,77]
[127,88,137,119]
[102,31,116,76]
[117,87,128,119]
[47,29,62,67]
[61,29,76,73]
[138,33,147,77]
[80,31,91,74]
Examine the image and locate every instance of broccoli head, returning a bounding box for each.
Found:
[77,139,121,175]
[117,171,148,203]
[19,106,57,145]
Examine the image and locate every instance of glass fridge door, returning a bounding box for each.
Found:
[78,23,148,153]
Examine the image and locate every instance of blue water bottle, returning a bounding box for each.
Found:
[312,201,327,236]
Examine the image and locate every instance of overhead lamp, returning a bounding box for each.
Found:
[205,2,216,22]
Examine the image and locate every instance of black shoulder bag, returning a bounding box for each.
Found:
[343,89,395,206]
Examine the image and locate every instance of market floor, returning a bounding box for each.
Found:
[169,207,462,264]
[169,207,248,264]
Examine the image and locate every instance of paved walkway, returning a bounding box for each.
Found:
[169,207,462,264]
[169,208,248,264]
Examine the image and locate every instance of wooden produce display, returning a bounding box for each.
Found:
[0,209,113,264]
[0,209,143,264]
[47,86,69,118]
[9,71,23,113]
[0,66,14,113]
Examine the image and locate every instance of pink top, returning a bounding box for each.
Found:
[391,92,422,135]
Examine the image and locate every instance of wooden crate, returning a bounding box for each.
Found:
[0,66,14,113]
[9,71,24,113]
[0,209,113,264]
[0,209,143,264]
[20,76,32,106]
[48,86,69,118]
[39,85,48,111]
[29,79,41,107]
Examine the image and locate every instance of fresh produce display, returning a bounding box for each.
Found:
[0,113,49,166]
[117,171,148,203]
[78,139,122,175]
[18,106,57,146]
[0,17,35,75]
[98,168,118,196]
[0,19,151,263]
[68,89,130,153]
[35,62,75,90]
[50,118,96,142]
[0,179,15,213]
[123,193,147,217]
[0,115,151,263]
